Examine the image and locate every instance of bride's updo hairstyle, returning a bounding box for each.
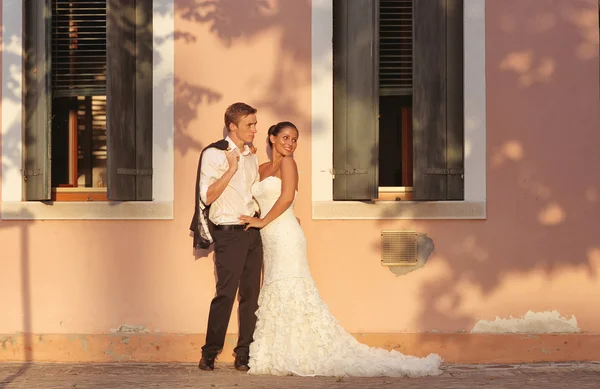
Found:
[267,121,298,147]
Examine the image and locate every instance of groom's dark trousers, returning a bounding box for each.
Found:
[202,223,263,358]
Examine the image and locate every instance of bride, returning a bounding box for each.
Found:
[238,122,442,378]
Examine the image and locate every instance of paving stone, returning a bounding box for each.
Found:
[0,362,598,388]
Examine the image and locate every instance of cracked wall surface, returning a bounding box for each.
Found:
[471,311,580,334]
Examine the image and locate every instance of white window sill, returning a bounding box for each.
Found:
[1,201,173,220]
[312,200,486,220]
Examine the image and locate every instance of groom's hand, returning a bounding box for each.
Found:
[226,149,240,172]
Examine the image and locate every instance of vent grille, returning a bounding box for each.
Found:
[379,0,412,96]
[381,230,418,266]
[51,0,107,97]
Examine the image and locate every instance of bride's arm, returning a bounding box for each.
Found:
[240,156,298,229]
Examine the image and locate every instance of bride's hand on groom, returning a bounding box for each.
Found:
[239,215,266,230]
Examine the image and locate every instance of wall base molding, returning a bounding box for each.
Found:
[1,333,598,364]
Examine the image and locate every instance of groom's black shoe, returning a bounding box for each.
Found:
[234,355,250,372]
[198,353,216,371]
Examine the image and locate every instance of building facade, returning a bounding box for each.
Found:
[1,0,599,363]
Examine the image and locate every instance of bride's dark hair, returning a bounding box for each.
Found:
[267,121,298,147]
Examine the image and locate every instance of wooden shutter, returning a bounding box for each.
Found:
[51,1,107,98]
[106,0,153,201]
[379,0,412,96]
[23,0,52,201]
[333,0,379,201]
[412,0,464,201]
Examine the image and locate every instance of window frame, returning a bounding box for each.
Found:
[1,0,175,220]
[377,0,414,196]
[50,95,109,201]
[311,0,487,220]
[47,1,110,200]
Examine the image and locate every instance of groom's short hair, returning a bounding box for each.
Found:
[224,102,257,131]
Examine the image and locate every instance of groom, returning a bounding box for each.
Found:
[197,102,263,371]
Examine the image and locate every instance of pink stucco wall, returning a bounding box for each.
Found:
[0,0,599,345]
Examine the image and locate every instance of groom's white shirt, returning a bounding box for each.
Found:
[200,136,259,225]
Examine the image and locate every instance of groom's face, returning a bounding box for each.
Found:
[230,114,258,144]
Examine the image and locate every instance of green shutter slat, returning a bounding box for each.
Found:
[333,0,379,201]
[24,0,52,201]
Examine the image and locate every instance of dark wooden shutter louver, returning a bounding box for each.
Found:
[412,0,464,201]
[23,0,52,201]
[51,1,107,98]
[106,0,153,201]
[332,0,379,201]
[379,0,412,96]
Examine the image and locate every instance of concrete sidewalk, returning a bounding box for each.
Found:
[1,362,599,388]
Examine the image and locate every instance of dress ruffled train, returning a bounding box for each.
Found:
[248,277,442,377]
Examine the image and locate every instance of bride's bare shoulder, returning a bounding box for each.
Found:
[258,162,271,180]
[281,156,297,170]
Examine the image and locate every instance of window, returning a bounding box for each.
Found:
[332,0,464,201]
[23,0,153,202]
[378,0,413,200]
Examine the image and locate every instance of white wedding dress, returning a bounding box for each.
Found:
[248,176,442,377]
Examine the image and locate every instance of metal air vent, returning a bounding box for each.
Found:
[381,230,418,266]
